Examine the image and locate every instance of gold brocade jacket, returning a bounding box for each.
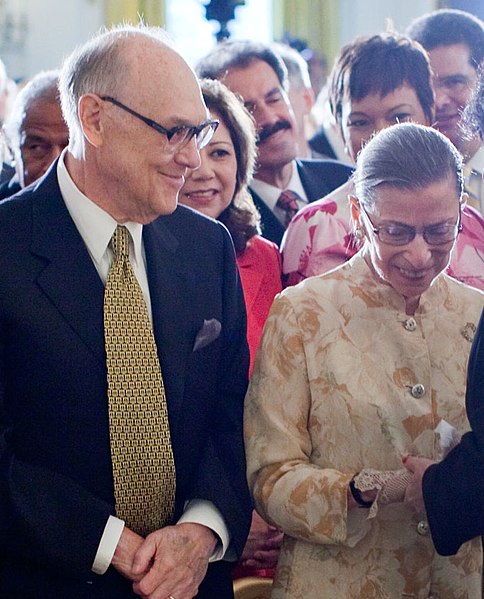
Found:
[245,254,484,599]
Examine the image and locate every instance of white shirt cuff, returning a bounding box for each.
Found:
[91,500,231,575]
[91,515,125,575]
[178,499,231,561]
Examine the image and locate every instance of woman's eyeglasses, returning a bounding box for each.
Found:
[359,203,462,246]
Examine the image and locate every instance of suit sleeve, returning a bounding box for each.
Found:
[423,309,484,555]
[0,352,114,575]
[185,225,252,559]
[0,197,117,577]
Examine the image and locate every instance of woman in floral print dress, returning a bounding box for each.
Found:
[244,123,483,598]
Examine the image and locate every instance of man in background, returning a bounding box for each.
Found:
[197,40,352,245]
[407,8,484,212]
[272,42,316,159]
[0,70,69,198]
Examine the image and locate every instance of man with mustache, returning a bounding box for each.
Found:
[197,41,352,246]
[407,9,484,214]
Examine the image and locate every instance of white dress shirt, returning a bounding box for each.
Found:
[464,143,484,214]
[56,150,230,575]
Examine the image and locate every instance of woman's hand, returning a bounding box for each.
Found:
[403,456,435,514]
[239,511,283,570]
[347,482,377,510]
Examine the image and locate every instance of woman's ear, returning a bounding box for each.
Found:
[460,192,468,211]
[349,195,365,240]
[349,195,360,226]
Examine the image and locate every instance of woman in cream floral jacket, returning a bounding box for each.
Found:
[245,123,484,598]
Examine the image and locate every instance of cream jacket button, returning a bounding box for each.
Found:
[417,520,429,536]
[411,384,425,398]
[404,317,417,331]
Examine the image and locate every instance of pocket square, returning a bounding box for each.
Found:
[193,318,222,351]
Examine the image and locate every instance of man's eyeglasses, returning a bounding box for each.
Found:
[101,96,219,151]
[359,203,462,246]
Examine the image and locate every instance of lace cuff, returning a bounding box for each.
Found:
[353,468,412,519]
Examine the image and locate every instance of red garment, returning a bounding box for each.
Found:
[237,235,282,375]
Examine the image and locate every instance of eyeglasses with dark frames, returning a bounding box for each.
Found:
[358,202,462,246]
[101,96,219,151]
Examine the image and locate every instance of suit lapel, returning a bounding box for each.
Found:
[30,167,106,363]
[296,159,320,201]
[143,217,194,429]
[249,188,285,245]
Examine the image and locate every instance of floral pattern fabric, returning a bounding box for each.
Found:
[281,181,484,291]
[244,255,484,598]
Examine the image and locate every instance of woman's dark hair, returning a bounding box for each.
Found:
[199,78,260,253]
[329,33,434,133]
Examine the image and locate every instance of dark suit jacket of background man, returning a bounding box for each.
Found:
[249,158,354,246]
[0,162,252,599]
[423,309,484,556]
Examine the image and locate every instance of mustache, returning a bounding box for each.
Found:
[257,120,291,144]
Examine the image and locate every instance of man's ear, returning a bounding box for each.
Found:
[460,192,468,210]
[302,87,315,117]
[78,94,105,148]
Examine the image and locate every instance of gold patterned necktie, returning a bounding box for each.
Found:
[104,225,176,536]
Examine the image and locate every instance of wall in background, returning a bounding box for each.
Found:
[1,0,479,83]
[274,0,436,69]
[1,0,104,80]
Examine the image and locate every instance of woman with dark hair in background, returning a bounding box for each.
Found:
[245,123,483,597]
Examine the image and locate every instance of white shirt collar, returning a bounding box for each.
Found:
[466,142,484,176]
[57,148,144,269]
[250,160,307,212]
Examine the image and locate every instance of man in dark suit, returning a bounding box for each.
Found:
[0,25,251,599]
[197,41,352,246]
